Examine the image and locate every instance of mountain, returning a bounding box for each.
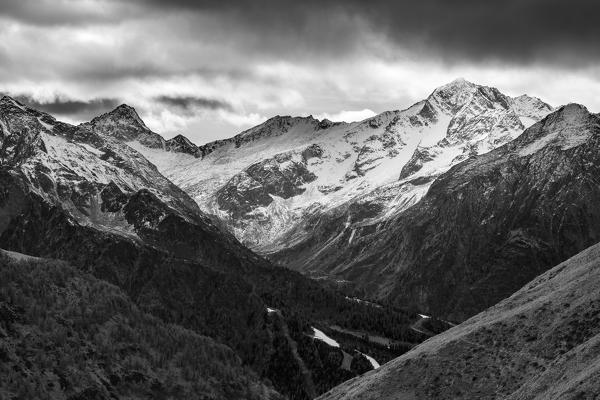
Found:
[0,95,439,399]
[127,78,553,256]
[0,249,281,400]
[275,103,600,322]
[2,79,596,398]
[0,94,285,391]
[112,80,600,324]
[318,241,600,400]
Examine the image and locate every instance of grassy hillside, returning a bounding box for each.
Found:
[319,242,600,400]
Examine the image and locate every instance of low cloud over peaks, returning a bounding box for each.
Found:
[13,95,121,121]
[155,95,233,114]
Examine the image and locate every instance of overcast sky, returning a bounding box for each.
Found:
[1,0,600,144]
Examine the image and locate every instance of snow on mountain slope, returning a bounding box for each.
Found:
[0,95,208,239]
[126,79,553,251]
[272,103,600,322]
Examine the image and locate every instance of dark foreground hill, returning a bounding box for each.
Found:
[0,249,281,400]
[319,241,600,400]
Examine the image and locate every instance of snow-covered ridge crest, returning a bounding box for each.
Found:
[516,103,598,155]
[117,79,553,253]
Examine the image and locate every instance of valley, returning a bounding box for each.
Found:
[3,2,600,399]
[1,78,599,399]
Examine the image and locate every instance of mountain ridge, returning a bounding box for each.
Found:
[318,240,600,400]
[1,94,434,399]
[124,79,554,256]
[272,102,600,321]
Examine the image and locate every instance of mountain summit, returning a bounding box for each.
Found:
[126,79,553,254]
[286,103,600,321]
[83,103,169,149]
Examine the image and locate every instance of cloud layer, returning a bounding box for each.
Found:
[1,0,599,143]
[136,0,600,65]
[155,95,233,113]
[13,95,120,120]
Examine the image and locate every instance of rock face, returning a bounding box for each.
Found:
[318,241,600,400]
[216,149,319,218]
[128,79,553,254]
[275,104,600,321]
[85,104,166,148]
[165,134,203,156]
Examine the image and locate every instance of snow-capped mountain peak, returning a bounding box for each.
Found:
[435,77,475,93]
[428,77,479,113]
[84,104,165,149]
[93,103,150,132]
[124,80,554,252]
[511,94,555,121]
[165,134,201,156]
[517,103,597,155]
[233,114,337,145]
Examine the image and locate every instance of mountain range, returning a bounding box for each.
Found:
[127,78,553,257]
[0,92,443,399]
[1,77,599,399]
[126,78,596,323]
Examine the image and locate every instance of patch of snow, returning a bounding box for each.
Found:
[0,119,10,136]
[312,327,340,348]
[519,129,590,156]
[358,351,381,369]
[1,249,40,262]
[78,142,104,157]
[348,229,356,244]
[37,117,54,131]
[520,132,556,155]
[9,98,26,111]
[519,116,537,129]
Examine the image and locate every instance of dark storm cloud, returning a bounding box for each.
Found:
[13,95,121,119]
[0,0,135,26]
[156,95,233,113]
[134,0,600,65]
[4,0,599,66]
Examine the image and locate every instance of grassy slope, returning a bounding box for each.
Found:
[319,242,600,400]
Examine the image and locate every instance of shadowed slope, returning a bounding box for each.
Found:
[0,249,281,400]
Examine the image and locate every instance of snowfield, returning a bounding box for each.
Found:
[312,327,340,348]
